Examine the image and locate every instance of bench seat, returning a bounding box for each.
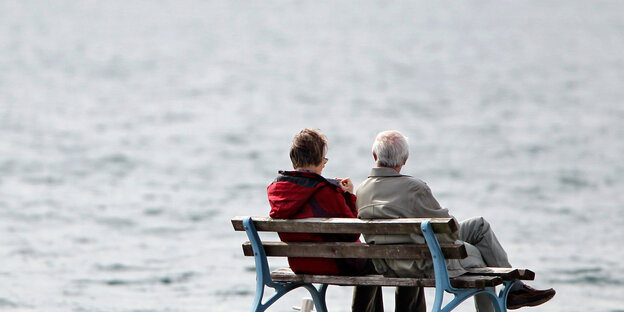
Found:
[271,268,502,288]
[271,267,534,289]
[233,216,537,312]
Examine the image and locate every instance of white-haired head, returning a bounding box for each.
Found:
[372,130,409,168]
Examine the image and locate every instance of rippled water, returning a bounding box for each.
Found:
[1,1,623,311]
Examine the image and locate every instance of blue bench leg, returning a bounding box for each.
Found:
[480,288,505,312]
[432,288,480,312]
[493,280,516,312]
[463,283,514,312]
[432,287,509,312]
[303,284,329,312]
[250,283,301,312]
[250,283,328,312]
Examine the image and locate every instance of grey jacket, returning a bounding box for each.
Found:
[356,167,466,278]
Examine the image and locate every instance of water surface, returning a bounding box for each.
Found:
[1,1,623,311]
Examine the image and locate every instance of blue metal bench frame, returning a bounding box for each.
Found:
[243,217,329,312]
[421,220,515,312]
[242,217,517,312]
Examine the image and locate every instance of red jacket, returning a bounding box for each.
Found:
[267,170,360,275]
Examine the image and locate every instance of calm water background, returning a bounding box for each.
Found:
[1,1,623,311]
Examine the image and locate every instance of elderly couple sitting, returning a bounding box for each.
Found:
[266,129,555,312]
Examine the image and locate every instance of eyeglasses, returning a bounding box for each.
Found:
[323,157,328,164]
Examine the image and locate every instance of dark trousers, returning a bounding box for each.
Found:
[350,260,426,312]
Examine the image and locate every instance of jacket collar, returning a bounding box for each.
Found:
[368,167,405,177]
[279,170,322,179]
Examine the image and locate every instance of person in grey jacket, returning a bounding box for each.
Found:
[356,130,555,311]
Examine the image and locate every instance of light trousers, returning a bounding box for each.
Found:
[459,217,512,312]
[352,216,511,312]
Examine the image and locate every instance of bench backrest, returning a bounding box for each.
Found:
[231,216,467,260]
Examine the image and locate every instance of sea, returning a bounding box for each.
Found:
[1,1,623,311]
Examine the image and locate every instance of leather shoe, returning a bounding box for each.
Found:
[507,284,556,309]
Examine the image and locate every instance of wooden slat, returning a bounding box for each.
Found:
[270,268,502,289]
[515,269,535,280]
[449,275,503,288]
[466,268,535,281]
[242,241,468,259]
[231,216,458,234]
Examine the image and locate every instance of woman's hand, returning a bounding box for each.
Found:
[335,177,354,194]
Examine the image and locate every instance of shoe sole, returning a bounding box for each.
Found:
[507,292,556,310]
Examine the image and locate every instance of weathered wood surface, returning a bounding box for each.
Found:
[465,268,535,281]
[231,216,459,234]
[242,241,468,259]
[270,268,503,289]
[233,216,535,291]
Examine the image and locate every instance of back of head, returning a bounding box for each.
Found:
[372,130,409,167]
[290,128,327,169]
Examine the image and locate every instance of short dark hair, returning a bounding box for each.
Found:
[290,128,327,169]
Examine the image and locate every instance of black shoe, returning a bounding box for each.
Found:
[507,284,556,309]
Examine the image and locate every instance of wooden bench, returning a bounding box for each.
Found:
[232,216,535,312]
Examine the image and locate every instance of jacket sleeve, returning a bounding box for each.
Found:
[316,186,360,241]
[412,183,460,241]
[267,184,303,219]
[412,183,453,219]
[342,191,358,217]
[268,200,294,218]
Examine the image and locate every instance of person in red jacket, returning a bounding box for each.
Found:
[267,128,384,312]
